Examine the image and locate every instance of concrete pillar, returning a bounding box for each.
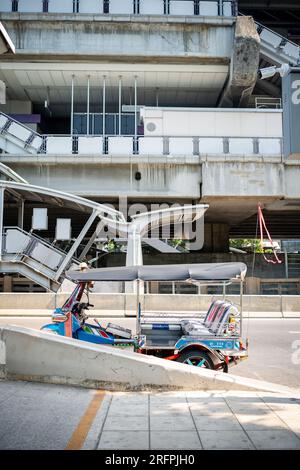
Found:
[245,277,260,295]
[218,16,260,107]
[202,223,229,253]
[3,276,12,293]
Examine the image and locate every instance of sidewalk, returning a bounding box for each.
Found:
[1,380,300,450]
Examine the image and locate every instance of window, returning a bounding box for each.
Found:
[43,0,49,12]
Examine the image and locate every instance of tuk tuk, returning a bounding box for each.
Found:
[41,262,248,373]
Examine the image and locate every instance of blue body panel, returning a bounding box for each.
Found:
[175,337,241,351]
[41,317,116,345]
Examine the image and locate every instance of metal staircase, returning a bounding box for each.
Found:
[0,112,43,155]
[0,227,79,291]
[255,20,300,66]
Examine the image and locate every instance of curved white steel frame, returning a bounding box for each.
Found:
[0,178,209,289]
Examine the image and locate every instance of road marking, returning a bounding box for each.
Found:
[65,390,105,450]
[289,331,300,334]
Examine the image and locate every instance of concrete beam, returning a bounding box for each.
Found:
[0,16,234,61]
[218,16,260,107]
[0,325,296,394]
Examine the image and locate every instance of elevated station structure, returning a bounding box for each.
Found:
[0,1,300,293]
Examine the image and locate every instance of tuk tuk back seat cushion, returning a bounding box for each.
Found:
[181,301,234,336]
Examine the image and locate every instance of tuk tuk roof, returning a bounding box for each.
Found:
[67,262,247,282]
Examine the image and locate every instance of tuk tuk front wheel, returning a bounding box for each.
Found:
[176,349,214,370]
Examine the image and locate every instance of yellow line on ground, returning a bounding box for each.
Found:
[65,390,106,450]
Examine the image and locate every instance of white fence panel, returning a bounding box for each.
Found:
[30,135,43,151]
[199,1,218,16]
[259,138,282,155]
[77,136,103,154]
[223,1,233,16]
[109,0,134,14]
[9,122,32,143]
[18,0,43,12]
[31,243,63,270]
[47,137,73,154]
[229,138,254,155]
[108,136,133,155]
[169,137,194,155]
[5,229,30,254]
[283,42,300,61]
[0,1,12,12]
[139,0,164,15]
[199,138,224,154]
[139,137,164,155]
[79,0,103,14]
[169,1,194,16]
[48,0,74,13]
[0,115,9,129]
[259,29,282,49]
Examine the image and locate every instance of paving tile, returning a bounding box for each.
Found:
[273,411,300,434]
[150,431,202,450]
[103,413,148,431]
[150,402,190,416]
[235,412,288,431]
[108,403,148,417]
[150,414,195,431]
[199,430,255,450]
[193,413,242,431]
[189,402,232,415]
[247,430,300,450]
[111,393,148,405]
[98,431,149,450]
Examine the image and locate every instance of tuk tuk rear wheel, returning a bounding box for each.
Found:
[176,349,214,370]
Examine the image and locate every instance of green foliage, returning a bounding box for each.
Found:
[169,239,186,249]
[103,237,122,253]
[230,238,263,253]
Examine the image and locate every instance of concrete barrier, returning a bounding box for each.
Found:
[282,295,300,318]
[0,325,297,394]
[0,293,299,318]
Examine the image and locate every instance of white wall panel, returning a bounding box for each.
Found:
[142,108,283,138]
[169,1,194,16]
[139,0,164,15]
